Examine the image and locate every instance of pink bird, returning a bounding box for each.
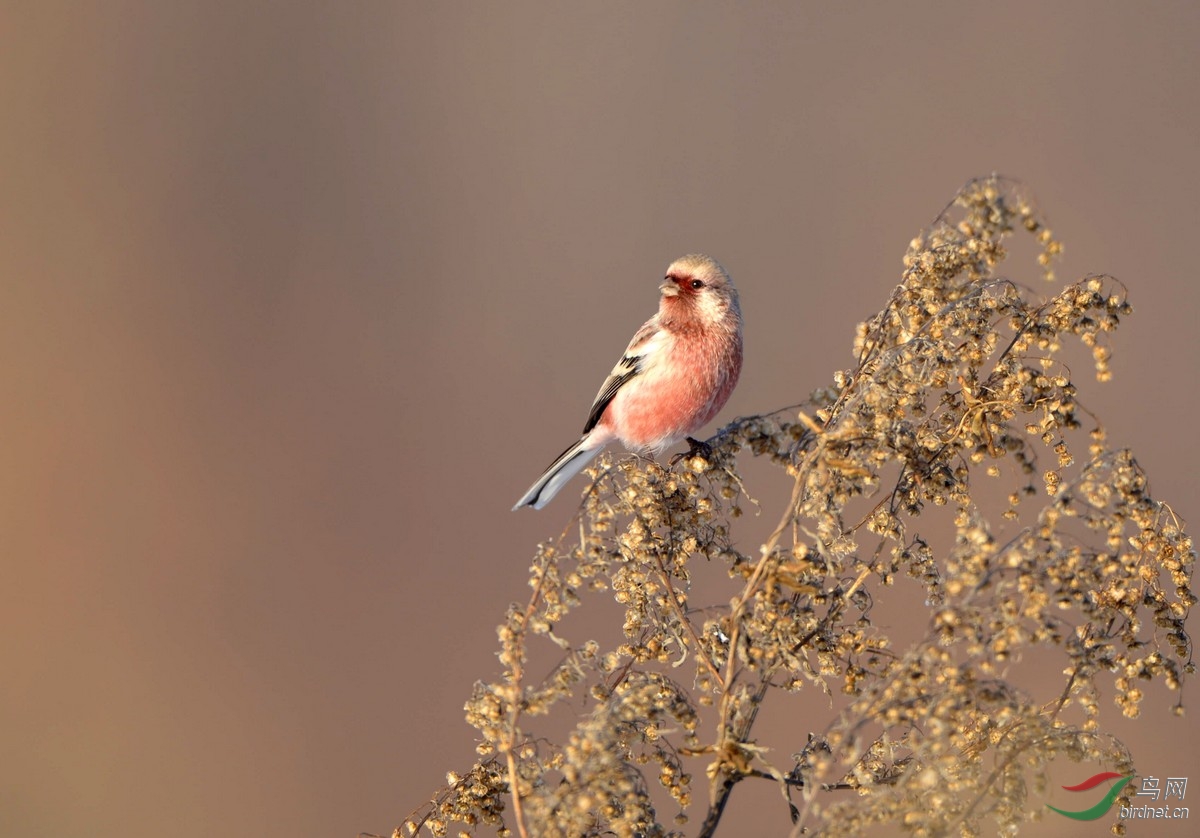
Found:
[514,254,743,510]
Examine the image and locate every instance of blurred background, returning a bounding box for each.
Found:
[2,3,1197,837]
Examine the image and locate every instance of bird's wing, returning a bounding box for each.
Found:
[581,319,662,435]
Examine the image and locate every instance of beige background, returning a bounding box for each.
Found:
[2,3,1198,837]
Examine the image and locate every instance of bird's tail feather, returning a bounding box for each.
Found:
[513,436,603,510]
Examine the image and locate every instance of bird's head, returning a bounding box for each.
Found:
[659,254,740,325]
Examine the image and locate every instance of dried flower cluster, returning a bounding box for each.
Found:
[398,177,1194,837]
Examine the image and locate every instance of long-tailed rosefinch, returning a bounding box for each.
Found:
[514,254,743,510]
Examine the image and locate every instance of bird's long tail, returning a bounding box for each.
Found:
[513,435,605,510]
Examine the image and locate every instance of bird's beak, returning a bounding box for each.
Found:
[659,278,679,297]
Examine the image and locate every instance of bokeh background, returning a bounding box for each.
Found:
[3,3,1198,837]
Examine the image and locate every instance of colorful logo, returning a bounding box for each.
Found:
[1046,772,1133,821]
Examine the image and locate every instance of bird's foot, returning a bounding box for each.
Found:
[671,436,713,466]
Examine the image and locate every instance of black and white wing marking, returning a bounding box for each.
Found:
[581,320,660,435]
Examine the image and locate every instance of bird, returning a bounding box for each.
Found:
[513,254,743,510]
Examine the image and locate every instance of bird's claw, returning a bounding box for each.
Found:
[671,436,714,466]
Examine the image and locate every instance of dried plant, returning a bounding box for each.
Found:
[398,177,1194,837]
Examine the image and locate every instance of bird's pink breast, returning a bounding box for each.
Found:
[600,329,742,454]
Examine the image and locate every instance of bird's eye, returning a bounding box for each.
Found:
[690,279,704,290]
